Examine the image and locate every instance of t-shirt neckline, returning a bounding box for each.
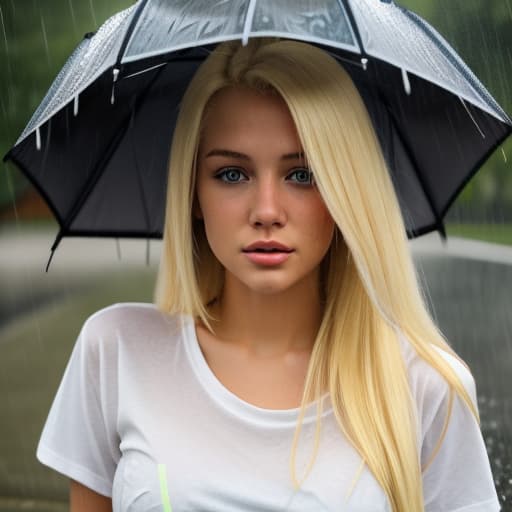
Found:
[182,313,333,428]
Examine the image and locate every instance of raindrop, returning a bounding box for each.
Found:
[0,4,12,99]
[88,0,97,27]
[361,58,368,71]
[459,97,486,139]
[401,68,411,95]
[4,163,19,222]
[507,0,512,20]
[0,5,9,53]
[39,13,50,65]
[68,0,78,39]
[501,147,507,163]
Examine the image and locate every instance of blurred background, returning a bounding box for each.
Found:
[0,0,511,510]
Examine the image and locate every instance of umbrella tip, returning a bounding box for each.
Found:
[438,222,447,245]
[45,231,63,272]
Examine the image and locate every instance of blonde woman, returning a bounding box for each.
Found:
[37,39,500,512]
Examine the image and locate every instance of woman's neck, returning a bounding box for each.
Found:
[204,273,324,358]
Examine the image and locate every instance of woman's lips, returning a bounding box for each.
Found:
[243,251,293,266]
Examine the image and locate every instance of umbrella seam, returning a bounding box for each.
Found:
[115,0,151,70]
[338,0,365,56]
[242,0,257,46]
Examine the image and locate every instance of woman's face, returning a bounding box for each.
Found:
[195,86,335,296]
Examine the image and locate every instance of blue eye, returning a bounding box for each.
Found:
[214,168,247,183]
[288,168,315,185]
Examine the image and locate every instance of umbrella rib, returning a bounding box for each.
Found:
[381,94,446,239]
[242,0,257,46]
[115,0,151,68]
[337,0,365,56]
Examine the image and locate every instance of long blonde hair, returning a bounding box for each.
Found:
[155,38,478,511]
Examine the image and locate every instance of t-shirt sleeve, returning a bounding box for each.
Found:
[419,350,501,512]
[36,310,120,497]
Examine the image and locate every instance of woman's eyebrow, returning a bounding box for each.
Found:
[205,149,305,161]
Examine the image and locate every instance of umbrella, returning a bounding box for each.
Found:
[3,0,512,266]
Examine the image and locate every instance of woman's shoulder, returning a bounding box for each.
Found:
[397,331,477,409]
[83,302,178,327]
[78,302,186,353]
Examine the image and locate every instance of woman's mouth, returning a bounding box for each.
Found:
[243,249,293,266]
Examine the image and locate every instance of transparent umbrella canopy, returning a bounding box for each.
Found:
[3,0,512,259]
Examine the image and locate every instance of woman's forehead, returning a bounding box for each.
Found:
[199,86,302,155]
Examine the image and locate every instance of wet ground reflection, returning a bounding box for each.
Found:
[415,255,512,508]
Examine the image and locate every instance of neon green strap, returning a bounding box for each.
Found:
[158,464,172,512]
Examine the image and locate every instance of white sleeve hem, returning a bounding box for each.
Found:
[37,443,113,498]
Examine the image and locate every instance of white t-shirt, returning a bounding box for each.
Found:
[37,303,500,511]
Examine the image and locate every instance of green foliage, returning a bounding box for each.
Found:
[446,222,512,245]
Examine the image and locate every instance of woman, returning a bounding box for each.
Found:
[37,38,500,511]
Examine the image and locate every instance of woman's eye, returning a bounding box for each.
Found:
[214,168,247,183]
[288,168,315,185]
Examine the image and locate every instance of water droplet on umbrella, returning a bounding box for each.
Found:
[35,127,41,150]
[111,67,120,104]
[73,94,79,117]
[401,68,411,95]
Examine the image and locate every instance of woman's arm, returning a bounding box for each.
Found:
[70,480,112,512]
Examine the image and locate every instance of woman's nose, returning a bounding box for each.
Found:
[248,177,287,228]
